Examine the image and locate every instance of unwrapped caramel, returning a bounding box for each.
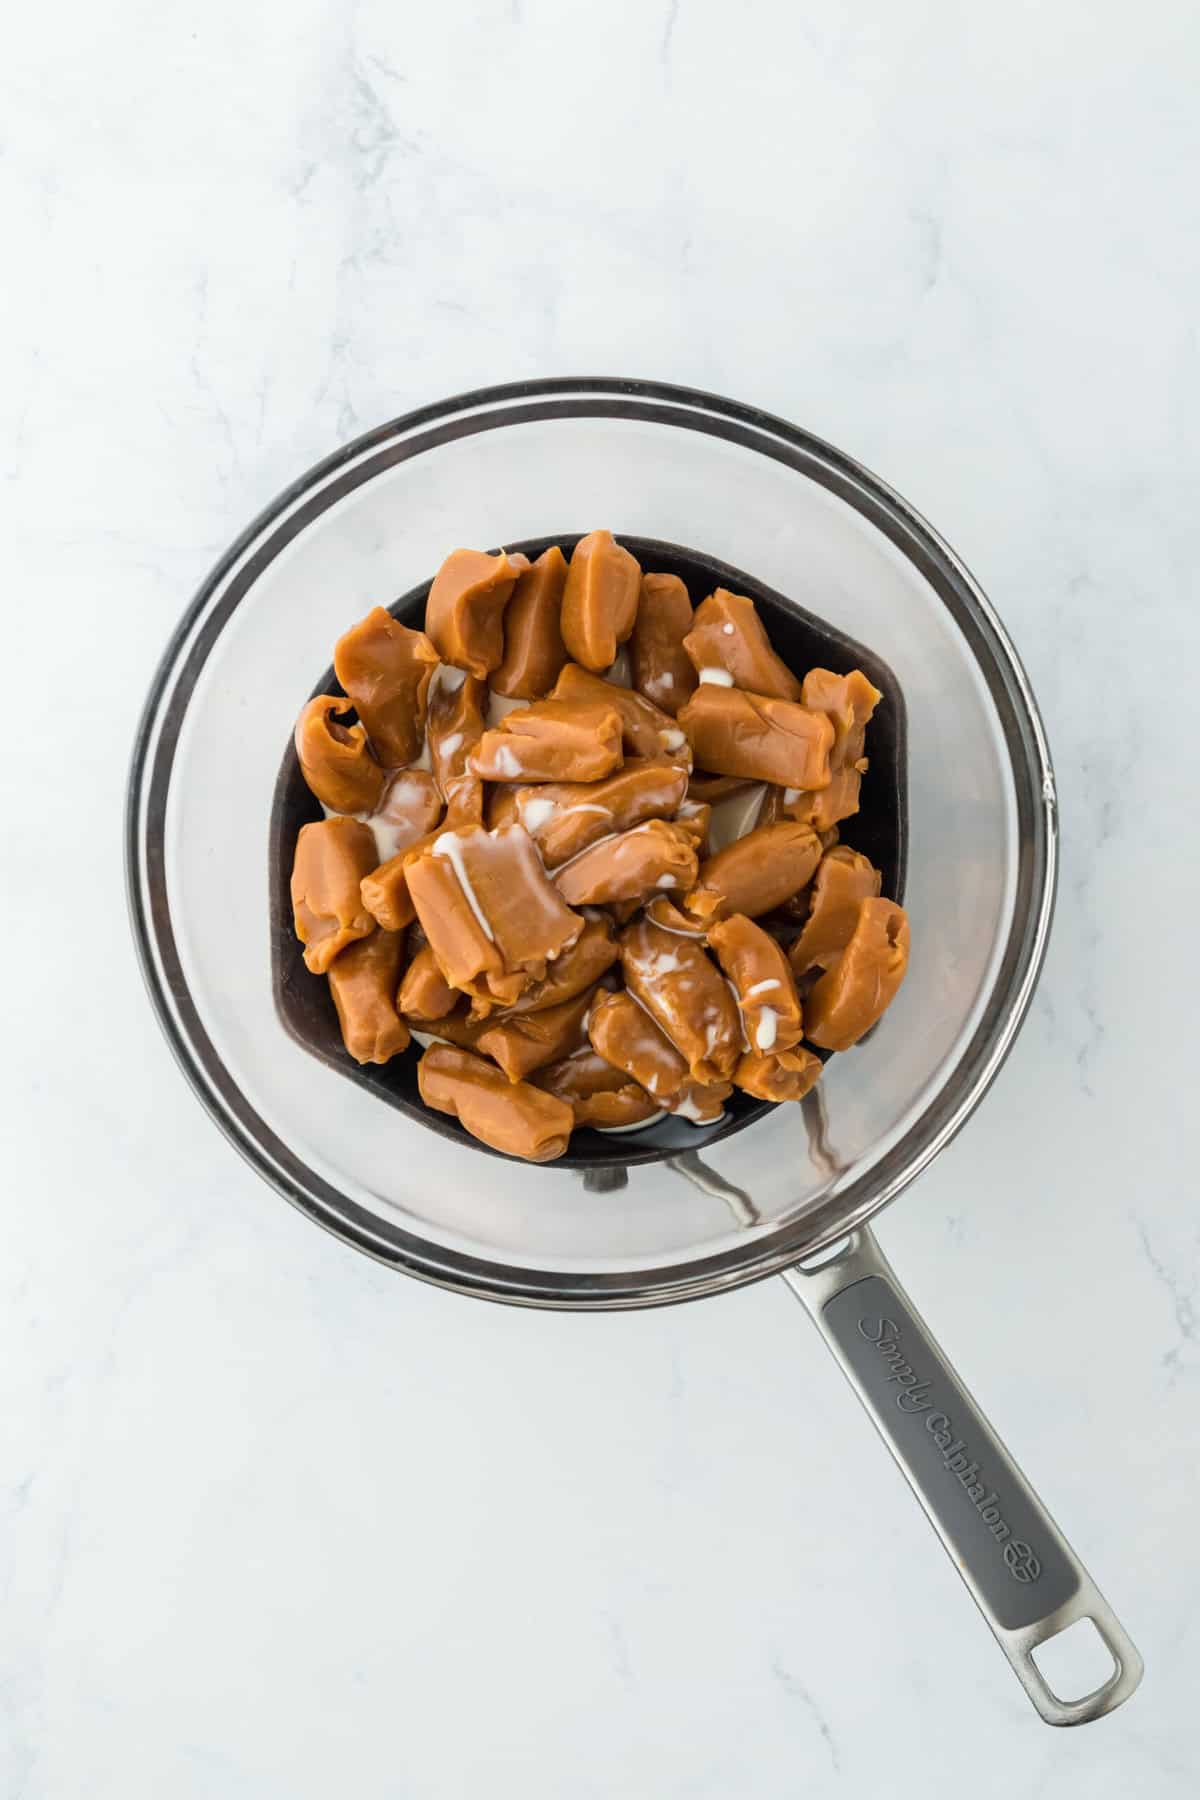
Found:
[515,759,688,867]
[588,991,729,1120]
[328,928,410,1064]
[678,685,833,791]
[470,697,624,784]
[555,820,699,908]
[406,824,583,1010]
[295,696,386,815]
[734,1046,824,1101]
[418,1043,574,1162]
[619,917,741,1085]
[489,915,618,1019]
[683,590,803,701]
[804,898,909,1051]
[398,941,458,1021]
[491,546,569,698]
[707,913,804,1055]
[685,822,822,923]
[550,663,691,764]
[780,668,882,831]
[291,816,378,974]
[788,846,882,977]
[561,530,641,671]
[426,548,528,679]
[533,1049,660,1130]
[630,573,697,716]
[333,607,439,767]
[427,669,488,814]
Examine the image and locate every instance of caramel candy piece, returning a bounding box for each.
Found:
[427,670,488,812]
[328,928,410,1064]
[555,821,700,908]
[359,826,442,932]
[804,898,909,1051]
[630,573,697,717]
[533,1050,659,1130]
[333,606,439,767]
[368,770,444,860]
[781,669,882,830]
[406,824,584,1011]
[678,686,833,791]
[685,822,822,924]
[418,1044,573,1162]
[643,896,708,937]
[444,780,486,829]
[470,698,623,784]
[683,590,803,702]
[734,1046,824,1102]
[561,530,641,671]
[788,847,882,977]
[426,548,527,679]
[550,664,691,765]
[515,759,688,867]
[671,800,711,857]
[291,816,378,974]
[489,915,619,1019]
[707,913,804,1055]
[398,941,458,1021]
[589,993,732,1119]
[619,917,741,1084]
[294,696,385,815]
[474,988,594,1082]
[486,785,523,831]
[491,546,569,698]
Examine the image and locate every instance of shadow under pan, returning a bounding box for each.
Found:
[269,535,908,1169]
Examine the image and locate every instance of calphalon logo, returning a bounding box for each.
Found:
[857,1314,1042,1585]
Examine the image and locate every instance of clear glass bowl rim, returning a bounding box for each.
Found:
[125,376,1057,1309]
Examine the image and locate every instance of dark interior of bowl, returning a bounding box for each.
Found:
[269,535,907,1169]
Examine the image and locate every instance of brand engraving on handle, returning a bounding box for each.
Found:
[857,1314,1042,1586]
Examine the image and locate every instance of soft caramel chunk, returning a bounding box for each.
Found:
[781,669,882,830]
[515,759,688,867]
[550,664,691,765]
[290,816,378,974]
[328,928,410,1064]
[682,590,803,701]
[643,896,709,937]
[734,1046,824,1102]
[491,546,569,698]
[561,530,641,671]
[294,696,385,815]
[804,898,909,1051]
[678,686,833,790]
[368,770,444,860]
[406,824,584,1010]
[470,698,623,784]
[485,785,523,831]
[533,1050,659,1130]
[359,826,442,932]
[685,822,822,923]
[788,847,882,976]
[671,800,711,857]
[587,991,690,1105]
[427,670,488,813]
[474,988,594,1082]
[630,573,697,716]
[489,915,619,1018]
[333,606,439,767]
[426,548,527,679]
[707,913,804,1055]
[555,821,700,907]
[687,772,754,804]
[398,941,458,1021]
[618,918,741,1084]
[417,1044,573,1162]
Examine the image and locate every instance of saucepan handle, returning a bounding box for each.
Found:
[781,1226,1143,1726]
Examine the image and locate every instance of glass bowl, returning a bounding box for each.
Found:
[126,377,1055,1308]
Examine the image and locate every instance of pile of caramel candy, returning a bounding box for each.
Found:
[289,531,909,1162]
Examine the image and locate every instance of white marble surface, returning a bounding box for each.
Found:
[5,2,1199,1793]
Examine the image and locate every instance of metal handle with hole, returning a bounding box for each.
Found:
[781,1227,1143,1725]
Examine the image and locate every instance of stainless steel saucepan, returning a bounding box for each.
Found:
[127,378,1142,1725]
